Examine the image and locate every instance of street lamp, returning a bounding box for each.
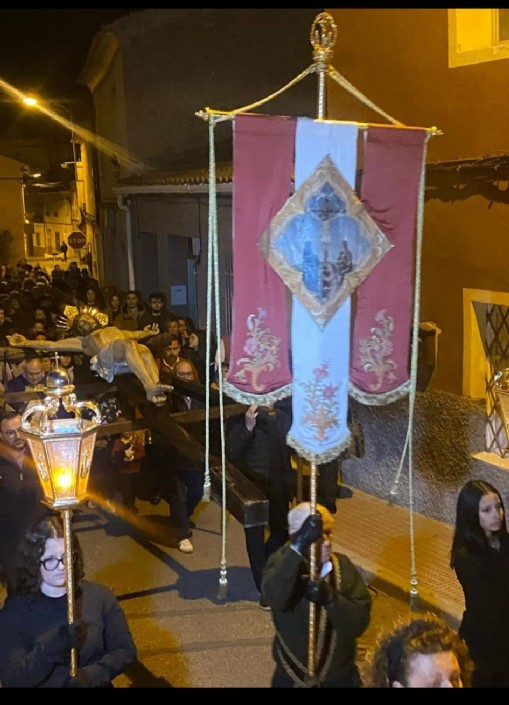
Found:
[20,358,102,676]
[21,95,80,256]
[22,95,77,176]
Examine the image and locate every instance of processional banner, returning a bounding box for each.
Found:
[261,119,392,463]
[349,127,427,405]
[223,114,295,405]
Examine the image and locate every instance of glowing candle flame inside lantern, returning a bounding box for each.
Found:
[55,469,73,490]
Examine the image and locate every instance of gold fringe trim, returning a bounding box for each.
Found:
[221,381,292,406]
[286,433,352,465]
[348,380,411,406]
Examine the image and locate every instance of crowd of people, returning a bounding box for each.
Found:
[0,258,507,687]
[0,259,218,554]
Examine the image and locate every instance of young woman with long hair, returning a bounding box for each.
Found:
[450,479,509,687]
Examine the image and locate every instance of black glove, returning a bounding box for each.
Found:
[66,621,83,649]
[304,578,334,607]
[290,512,323,555]
[48,621,81,659]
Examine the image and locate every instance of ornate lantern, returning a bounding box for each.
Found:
[20,357,102,676]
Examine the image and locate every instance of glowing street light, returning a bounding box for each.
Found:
[20,93,81,260]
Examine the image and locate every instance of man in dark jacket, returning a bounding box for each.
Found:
[262,502,372,688]
[225,398,295,608]
[137,292,173,336]
[0,410,51,595]
[6,356,47,413]
[145,359,204,553]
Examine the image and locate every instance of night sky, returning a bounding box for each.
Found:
[0,9,138,138]
[0,9,136,98]
[0,8,320,141]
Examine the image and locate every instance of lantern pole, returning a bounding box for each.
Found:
[20,356,101,677]
[62,507,78,675]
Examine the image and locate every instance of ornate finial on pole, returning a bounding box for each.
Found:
[310,12,338,120]
[310,12,338,66]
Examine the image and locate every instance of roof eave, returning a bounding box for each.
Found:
[113,182,232,196]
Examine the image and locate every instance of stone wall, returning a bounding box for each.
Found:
[342,390,509,525]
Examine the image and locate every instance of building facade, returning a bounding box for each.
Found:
[78,8,319,327]
[326,8,509,519]
[0,153,25,265]
[77,8,509,523]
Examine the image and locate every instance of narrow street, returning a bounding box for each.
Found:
[70,494,416,688]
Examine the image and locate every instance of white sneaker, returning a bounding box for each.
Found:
[178,538,194,554]
[104,500,117,514]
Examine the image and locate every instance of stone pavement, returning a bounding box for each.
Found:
[75,496,276,687]
[82,483,463,687]
[331,485,464,627]
[0,484,464,687]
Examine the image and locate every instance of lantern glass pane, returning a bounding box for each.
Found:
[44,437,81,504]
[26,437,54,504]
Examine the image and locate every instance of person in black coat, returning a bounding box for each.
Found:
[136,292,173,336]
[262,503,371,687]
[0,515,136,687]
[146,358,204,554]
[0,410,51,595]
[450,479,509,687]
[5,356,47,412]
[171,358,205,521]
[225,397,295,607]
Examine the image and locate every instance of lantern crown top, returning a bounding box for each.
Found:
[46,361,74,397]
[20,354,102,436]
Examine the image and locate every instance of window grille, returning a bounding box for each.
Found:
[485,303,509,457]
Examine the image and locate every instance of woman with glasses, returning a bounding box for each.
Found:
[0,516,136,688]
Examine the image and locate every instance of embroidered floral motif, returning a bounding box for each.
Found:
[234,308,281,392]
[358,309,397,391]
[301,362,340,441]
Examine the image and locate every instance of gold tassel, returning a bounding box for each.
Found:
[202,478,211,502]
[217,562,228,600]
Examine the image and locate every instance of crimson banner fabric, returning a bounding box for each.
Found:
[223,114,295,404]
[224,115,426,462]
[349,127,427,405]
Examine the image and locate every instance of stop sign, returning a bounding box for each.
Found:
[68,231,86,249]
